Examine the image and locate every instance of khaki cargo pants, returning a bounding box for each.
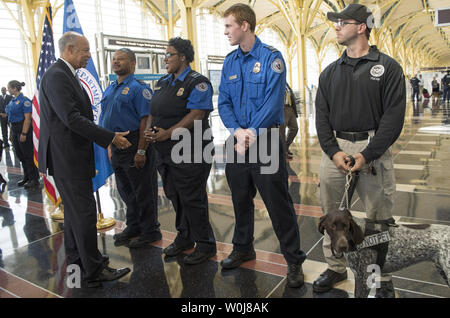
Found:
[319,135,396,275]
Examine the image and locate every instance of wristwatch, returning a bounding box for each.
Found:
[136,149,146,156]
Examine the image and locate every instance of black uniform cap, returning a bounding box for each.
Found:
[327,3,373,25]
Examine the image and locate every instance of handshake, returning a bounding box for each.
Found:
[111,131,132,150]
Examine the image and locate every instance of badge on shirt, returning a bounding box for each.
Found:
[176,87,184,96]
[24,101,31,107]
[370,65,385,78]
[253,62,261,73]
[122,87,130,95]
[142,88,152,100]
[195,82,208,92]
[271,58,284,73]
[229,75,237,80]
[15,101,20,104]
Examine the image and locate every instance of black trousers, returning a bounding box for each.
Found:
[225,131,306,265]
[54,177,104,279]
[11,121,39,181]
[112,144,160,236]
[156,150,216,252]
[1,117,9,146]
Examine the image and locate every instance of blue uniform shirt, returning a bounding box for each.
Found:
[6,93,32,123]
[161,66,214,111]
[100,74,153,132]
[218,36,286,132]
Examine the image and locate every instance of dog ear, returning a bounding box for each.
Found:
[318,214,328,235]
[349,217,365,244]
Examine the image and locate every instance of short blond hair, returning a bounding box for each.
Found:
[224,3,256,33]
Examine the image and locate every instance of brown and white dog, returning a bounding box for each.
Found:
[318,208,450,298]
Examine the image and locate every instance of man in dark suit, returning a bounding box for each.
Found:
[0,87,12,147]
[39,32,131,287]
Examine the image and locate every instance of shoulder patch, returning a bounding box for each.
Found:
[142,88,152,100]
[264,45,279,53]
[24,100,32,107]
[195,82,209,92]
[271,58,284,74]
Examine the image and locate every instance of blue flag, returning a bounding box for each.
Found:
[63,0,113,192]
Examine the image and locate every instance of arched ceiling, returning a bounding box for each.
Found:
[141,0,450,67]
[2,0,449,68]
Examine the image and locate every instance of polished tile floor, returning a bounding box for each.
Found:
[0,99,449,299]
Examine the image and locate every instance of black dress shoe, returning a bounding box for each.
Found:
[113,230,139,247]
[24,179,39,189]
[85,266,130,287]
[17,179,28,187]
[183,248,216,265]
[313,269,347,293]
[163,241,195,257]
[128,232,162,248]
[220,249,256,269]
[286,263,304,288]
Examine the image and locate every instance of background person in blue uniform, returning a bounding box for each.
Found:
[218,3,306,288]
[6,80,39,189]
[144,37,216,265]
[100,48,160,248]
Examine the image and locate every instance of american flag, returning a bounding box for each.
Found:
[32,2,60,206]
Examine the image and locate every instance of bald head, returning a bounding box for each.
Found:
[59,32,91,69]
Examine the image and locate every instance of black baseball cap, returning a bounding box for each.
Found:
[327,3,373,26]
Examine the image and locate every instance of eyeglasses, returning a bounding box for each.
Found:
[334,20,362,27]
[164,52,179,59]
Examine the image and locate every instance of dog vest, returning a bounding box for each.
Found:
[354,218,397,269]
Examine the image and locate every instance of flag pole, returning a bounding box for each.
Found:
[95,190,115,230]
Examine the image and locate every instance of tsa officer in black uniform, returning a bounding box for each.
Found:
[144,37,216,265]
[315,4,406,297]
[100,48,160,248]
[6,80,40,189]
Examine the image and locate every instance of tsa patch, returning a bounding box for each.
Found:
[370,65,385,78]
[142,88,152,100]
[195,82,208,92]
[271,58,284,73]
[24,101,32,107]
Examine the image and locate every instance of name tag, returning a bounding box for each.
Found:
[356,231,390,250]
[229,75,237,80]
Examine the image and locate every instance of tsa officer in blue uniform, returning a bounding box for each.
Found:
[144,37,216,265]
[100,48,160,248]
[6,80,40,189]
[218,4,306,287]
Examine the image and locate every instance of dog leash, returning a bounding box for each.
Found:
[339,171,354,211]
[338,155,360,211]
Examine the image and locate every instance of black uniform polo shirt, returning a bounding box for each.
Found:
[315,45,406,163]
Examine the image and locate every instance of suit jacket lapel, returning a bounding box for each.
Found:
[57,60,94,119]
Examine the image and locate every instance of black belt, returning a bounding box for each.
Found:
[336,131,369,142]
